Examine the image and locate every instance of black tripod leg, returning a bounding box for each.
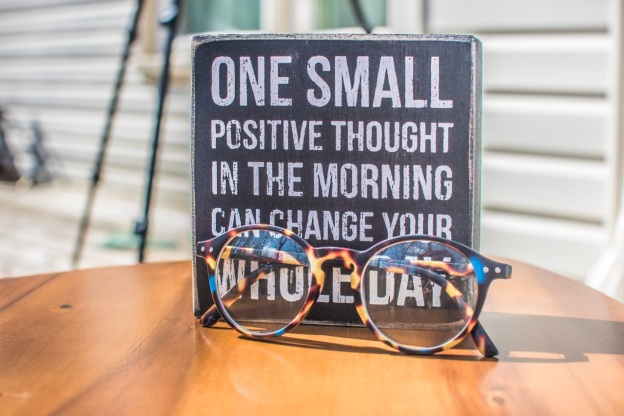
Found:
[72,0,144,268]
[349,0,373,34]
[135,0,181,263]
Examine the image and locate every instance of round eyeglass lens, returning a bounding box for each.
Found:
[215,229,312,335]
[361,240,477,349]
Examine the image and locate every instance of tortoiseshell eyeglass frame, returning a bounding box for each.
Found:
[197,224,511,357]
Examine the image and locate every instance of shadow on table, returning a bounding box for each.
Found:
[213,312,624,363]
[479,311,624,363]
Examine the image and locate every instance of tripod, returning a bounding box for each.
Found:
[72,0,181,267]
[135,0,181,263]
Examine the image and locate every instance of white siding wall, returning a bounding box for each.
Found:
[0,0,191,271]
[422,0,621,283]
[1,0,622,296]
[0,0,190,199]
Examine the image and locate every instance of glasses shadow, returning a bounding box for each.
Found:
[225,312,624,363]
[225,321,492,361]
[236,326,489,361]
[479,311,624,363]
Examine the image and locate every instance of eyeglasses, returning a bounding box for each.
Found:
[197,224,511,356]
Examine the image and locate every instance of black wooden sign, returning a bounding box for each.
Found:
[192,34,482,324]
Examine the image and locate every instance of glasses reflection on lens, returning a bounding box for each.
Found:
[361,240,477,349]
[216,230,311,334]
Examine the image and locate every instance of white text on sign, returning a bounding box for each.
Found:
[210,56,454,108]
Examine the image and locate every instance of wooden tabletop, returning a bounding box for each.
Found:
[1,260,623,415]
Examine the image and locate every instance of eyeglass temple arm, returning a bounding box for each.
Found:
[199,263,276,327]
[469,258,511,357]
[386,263,500,357]
[200,303,221,327]
[470,321,499,357]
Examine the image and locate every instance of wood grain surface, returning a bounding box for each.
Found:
[1,260,623,415]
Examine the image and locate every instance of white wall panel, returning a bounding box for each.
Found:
[0,58,121,84]
[422,0,620,287]
[481,34,610,95]
[428,0,608,33]
[0,82,154,111]
[0,1,131,35]
[481,210,607,281]
[0,30,125,57]
[482,153,608,222]
[483,94,609,158]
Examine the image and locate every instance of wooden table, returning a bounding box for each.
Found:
[1,260,623,415]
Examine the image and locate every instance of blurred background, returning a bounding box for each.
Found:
[0,0,622,303]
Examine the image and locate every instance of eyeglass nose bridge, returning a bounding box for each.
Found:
[313,247,361,271]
